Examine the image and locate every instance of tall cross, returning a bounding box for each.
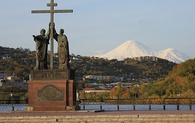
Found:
[32,0,73,69]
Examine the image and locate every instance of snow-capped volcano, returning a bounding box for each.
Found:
[97,40,190,63]
[157,48,190,63]
[99,40,157,60]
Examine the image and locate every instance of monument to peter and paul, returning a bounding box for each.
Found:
[28,0,78,111]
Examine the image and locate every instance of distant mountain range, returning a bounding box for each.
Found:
[97,40,190,63]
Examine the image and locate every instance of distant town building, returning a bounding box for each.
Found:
[2,81,28,90]
[133,56,158,61]
[0,71,6,79]
[84,75,124,82]
[83,88,110,93]
[0,79,3,86]
[2,54,12,60]
[6,76,18,81]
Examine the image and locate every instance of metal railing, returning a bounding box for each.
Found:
[0,98,194,111]
[0,99,28,111]
[80,98,195,110]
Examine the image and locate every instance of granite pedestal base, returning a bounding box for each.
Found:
[28,70,76,111]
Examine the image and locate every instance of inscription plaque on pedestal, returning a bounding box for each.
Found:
[37,85,64,101]
[30,69,69,80]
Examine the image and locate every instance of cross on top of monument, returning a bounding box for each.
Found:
[32,0,73,69]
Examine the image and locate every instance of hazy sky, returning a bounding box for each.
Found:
[0,0,195,58]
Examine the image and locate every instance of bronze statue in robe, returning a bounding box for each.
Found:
[33,29,50,70]
[54,28,70,69]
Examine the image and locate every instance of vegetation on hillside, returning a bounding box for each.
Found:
[5,46,195,101]
[0,47,34,81]
[0,46,176,83]
[72,57,176,83]
[82,59,195,100]
[0,86,27,100]
[145,58,195,98]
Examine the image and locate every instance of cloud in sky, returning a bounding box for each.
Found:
[0,0,195,58]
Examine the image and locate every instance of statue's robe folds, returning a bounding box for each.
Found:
[34,35,49,70]
[54,33,70,69]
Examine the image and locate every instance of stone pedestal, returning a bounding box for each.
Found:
[28,69,76,111]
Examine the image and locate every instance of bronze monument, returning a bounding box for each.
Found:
[31,0,73,69]
[28,0,77,111]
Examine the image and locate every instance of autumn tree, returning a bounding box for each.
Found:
[110,83,125,99]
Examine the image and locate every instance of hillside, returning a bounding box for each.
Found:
[0,46,176,83]
[146,58,195,98]
[0,47,35,80]
[71,56,176,83]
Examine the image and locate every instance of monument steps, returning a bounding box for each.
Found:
[0,114,195,123]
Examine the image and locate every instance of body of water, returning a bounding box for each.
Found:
[0,104,195,112]
[0,104,27,112]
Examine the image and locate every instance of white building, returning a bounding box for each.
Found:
[84,75,124,81]
[0,79,3,86]
[6,76,17,81]
[2,54,12,60]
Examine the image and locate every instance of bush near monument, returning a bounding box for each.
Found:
[0,86,27,101]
